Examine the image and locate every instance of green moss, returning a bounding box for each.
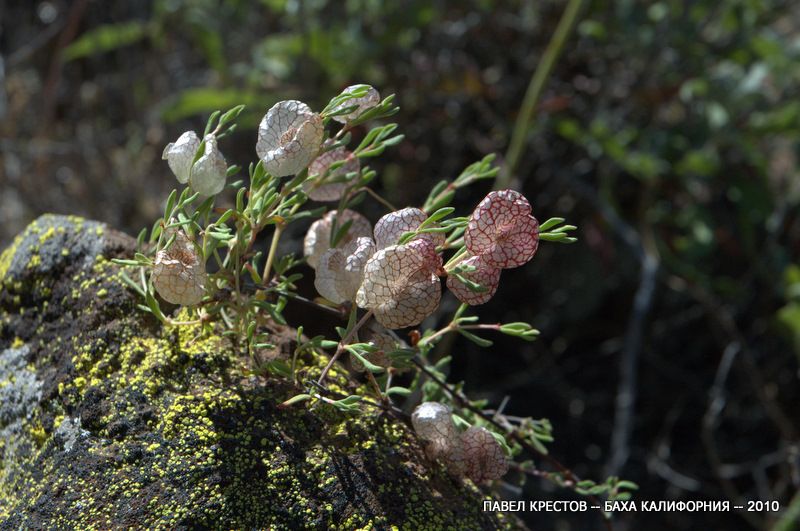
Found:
[0,232,23,282]
[0,216,512,530]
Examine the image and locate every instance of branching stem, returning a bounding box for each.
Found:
[317,309,375,386]
[411,357,614,531]
[497,0,586,189]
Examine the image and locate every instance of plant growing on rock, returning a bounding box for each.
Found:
[115,83,634,526]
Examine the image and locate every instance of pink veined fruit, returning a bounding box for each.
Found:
[303,209,372,270]
[373,207,446,250]
[460,426,509,484]
[256,100,324,177]
[355,239,442,329]
[465,189,539,269]
[351,321,395,373]
[445,254,501,306]
[303,146,360,202]
[151,229,206,306]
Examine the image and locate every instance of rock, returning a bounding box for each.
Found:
[0,215,514,529]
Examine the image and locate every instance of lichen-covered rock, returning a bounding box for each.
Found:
[0,215,516,530]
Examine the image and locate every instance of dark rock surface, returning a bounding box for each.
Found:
[0,215,514,530]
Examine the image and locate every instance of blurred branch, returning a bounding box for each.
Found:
[568,176,660,477]
[40,0,89,133]
[648,455,701,492]
[608,251,657,475]
[672,273,798,528]
[7,18,67,67]
[675,276,798,442]
[497,0,586,190]
[700,341,763,529]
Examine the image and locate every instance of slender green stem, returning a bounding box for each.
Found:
[365,369,385,401]
[460,323,501,331]
[334,124,351,141]
[358,186,397,211]
[440,237,464,251]
[291,345,301,385]
[317,309,375,386]
[443,246,469,271]
[262,224,284,284]
[418,323,457,348]
[411,357,614,531]
[496,0,586,190]
[165,318,202,326]
[424,183,456,214]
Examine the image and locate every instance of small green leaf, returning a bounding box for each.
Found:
[331,219,354,247]
[458,329,493,347]
[63,21,149,62]
[347,347,385,373]
[266,360,292,378]
[452,414,471,430]
[219,104,246,126]
[112,258,143,266]
[616,480,639,491]
[280,394,312,407]
[539,217,565,231]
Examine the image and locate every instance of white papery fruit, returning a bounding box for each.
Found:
[162,131,200,184]
[162,131,227,196]
[303,146,360,202]
[151,229,206,306]
[355,239,442,329]
[331,84,380,123]
[460,426,509,484]
[373,207,446,250]
[190,135,227,196]
[303,209,372,270]
[256,100,324,177]
[411,402,460,461]
[314,237,375,304]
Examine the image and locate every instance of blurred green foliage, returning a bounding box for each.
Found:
[2,0,799,528]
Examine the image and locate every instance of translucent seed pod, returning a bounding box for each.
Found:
[355,239,442,329]
[314,248,350,304]
[303,146,360,202]
[151,229,206,306]
[303,209,372,270]
[314,236,375,304]
[465,189,540,269]
[331,84,381,123]
[442,438,467,477]
[162,131,200,184]
[460,426,509,484]
[446,255,501,306]
[162,131,227,196]
[411,402,459,461]
[373,207,446,250]
[256,100,324,177]
[190,134,227,196]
